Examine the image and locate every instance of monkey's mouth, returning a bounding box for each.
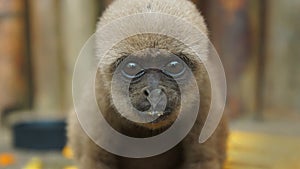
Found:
[138,107,173,123]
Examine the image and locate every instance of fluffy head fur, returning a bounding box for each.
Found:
[97,0,207,32]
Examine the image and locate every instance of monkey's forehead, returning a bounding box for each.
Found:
[96,33,208,69]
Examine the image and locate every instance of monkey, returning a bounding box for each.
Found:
[68,0,228,169]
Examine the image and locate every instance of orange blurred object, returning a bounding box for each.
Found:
[0,153,16,167]
[63,166,77,169]
[62,146,74,159]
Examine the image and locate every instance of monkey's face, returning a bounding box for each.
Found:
[110,48,197,129]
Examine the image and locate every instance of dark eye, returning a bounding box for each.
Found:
[163,60,186,77]
[122,62,145,79]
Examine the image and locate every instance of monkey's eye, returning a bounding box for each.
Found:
[121,62,145,79]
[163,60,186,77]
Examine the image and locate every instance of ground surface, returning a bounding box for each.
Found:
[1,119,300,169]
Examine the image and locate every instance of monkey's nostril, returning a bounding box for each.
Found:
[143,89,150,96]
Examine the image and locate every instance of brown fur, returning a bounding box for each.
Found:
[68,0,228,169]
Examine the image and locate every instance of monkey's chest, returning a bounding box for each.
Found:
[118,145,183,169]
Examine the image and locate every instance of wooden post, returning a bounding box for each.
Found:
[0,0,29,121]
[264,0,300,117]
[204,0,260,118]
[29,0,62,118]
[255,0,268,121]
[59,0,100,112]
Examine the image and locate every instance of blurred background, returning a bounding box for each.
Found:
[0,0,299,169]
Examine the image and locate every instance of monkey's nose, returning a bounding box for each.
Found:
[147,89,162,105]
[144,88,167,111]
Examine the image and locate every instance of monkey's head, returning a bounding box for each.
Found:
[97,34,207,130]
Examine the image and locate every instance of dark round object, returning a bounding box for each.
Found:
[13,120,67,150]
